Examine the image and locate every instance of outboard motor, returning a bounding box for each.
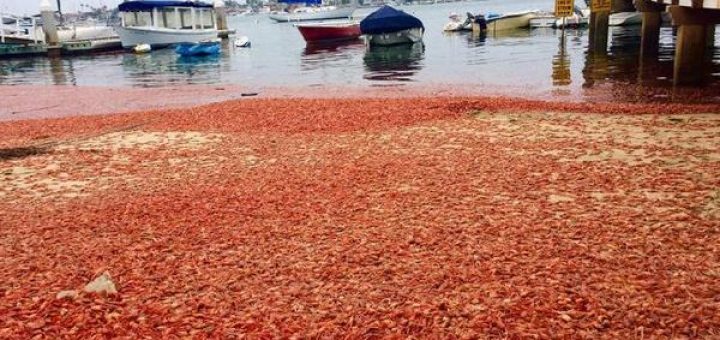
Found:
[473,13,487,31]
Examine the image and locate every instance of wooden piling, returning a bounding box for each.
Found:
[674,24,707,85]
[641,11,662,57]
[589,11,610,54]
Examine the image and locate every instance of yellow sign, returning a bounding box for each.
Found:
[555,0,574,17]
[591,0,612,12]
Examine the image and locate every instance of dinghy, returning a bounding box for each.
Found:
[175,40,221,56]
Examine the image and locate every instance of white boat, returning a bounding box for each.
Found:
[529,13,556,28]
[269,6,356,22]
[443,12,472,32]
[528,7,589,29]
[609,12,643,26]
[57,25,116,41]
[365,27,424,46]
[478,11,538,33]
[117,1,219,49]
[555,14,588,28]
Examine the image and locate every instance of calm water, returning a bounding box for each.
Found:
[2,0,720,102]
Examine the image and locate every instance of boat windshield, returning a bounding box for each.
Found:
[122,7,215,30]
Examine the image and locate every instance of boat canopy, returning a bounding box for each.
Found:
[360,6,424,35]
[119,1,214,12]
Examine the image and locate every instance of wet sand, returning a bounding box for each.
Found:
[0,94,719,337]
[1,84,514,121]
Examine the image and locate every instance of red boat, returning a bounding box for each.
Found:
[295,22,362,43]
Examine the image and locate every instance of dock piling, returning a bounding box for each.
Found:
[635,0,665,57]
[669,5,720,85]
[674,23,707,85]
[589,11,610,54]
[40,0,60,56]
[214,0,228,32]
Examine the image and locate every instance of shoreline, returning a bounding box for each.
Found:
[3,83,720,122]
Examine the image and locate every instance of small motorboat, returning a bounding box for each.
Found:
[360,6,425,46]
[477,10,539,33]
[443,12,473,32]
[234,36,251,47]
[133,43,151,54]
[269,5,357,22]
[296,21,361,43]
[175,40,221,56]
[555,13,589,28]
[530,6,589,29]
[529,12,557,28]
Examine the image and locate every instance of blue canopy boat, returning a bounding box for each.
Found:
[175,40,221,56]
[360,6,424,46]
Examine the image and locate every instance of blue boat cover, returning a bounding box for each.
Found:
[119,1,213,11]
[360,6,424,35]
[175,41,220,56]
[279,0,322,5]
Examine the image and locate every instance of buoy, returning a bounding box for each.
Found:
[234,36,251,48]
[133,43,151,54]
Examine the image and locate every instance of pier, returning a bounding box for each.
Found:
[589,0,720,85]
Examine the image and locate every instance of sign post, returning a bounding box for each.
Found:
[554,0,574,18]
[588,0,611,53]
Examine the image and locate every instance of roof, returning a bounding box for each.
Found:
[118,1,214,11]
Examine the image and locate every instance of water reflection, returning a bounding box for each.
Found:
[363,42,425,82]
[581,24,720,102]
[121,50,222,87]
[552,41,571,87]
[303,40,365,56]
[50,57,75,86]
[300,40,365,72]
[467,31,487,48]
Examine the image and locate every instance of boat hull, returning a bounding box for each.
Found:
[529,16,556,28]
[364,27,424,46]
[476,12,536,33]
[609,12,642,26]
[443,21,471,32]
[117,26,218,48]
[555,16,588,28]
[296,22,361,43]
[269,7,356,22]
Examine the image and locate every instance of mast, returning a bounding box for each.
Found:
[55,0,63,23]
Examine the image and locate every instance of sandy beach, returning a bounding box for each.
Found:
[1,89,719,337]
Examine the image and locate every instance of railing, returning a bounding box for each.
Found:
[0,13,44,44]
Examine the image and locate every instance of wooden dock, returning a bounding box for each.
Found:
[590,0,719,84]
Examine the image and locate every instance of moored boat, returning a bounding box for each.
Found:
[296,21,361,43]
[478,11,538,33]
[529,12,556,28]
[443,12,470,32]
[360,6,424,46]
[116,0,219,49]
[175,40,221,56]
[269,3,356,22]
[529,6,589,29]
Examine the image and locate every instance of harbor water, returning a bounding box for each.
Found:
[1,0,720,103]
